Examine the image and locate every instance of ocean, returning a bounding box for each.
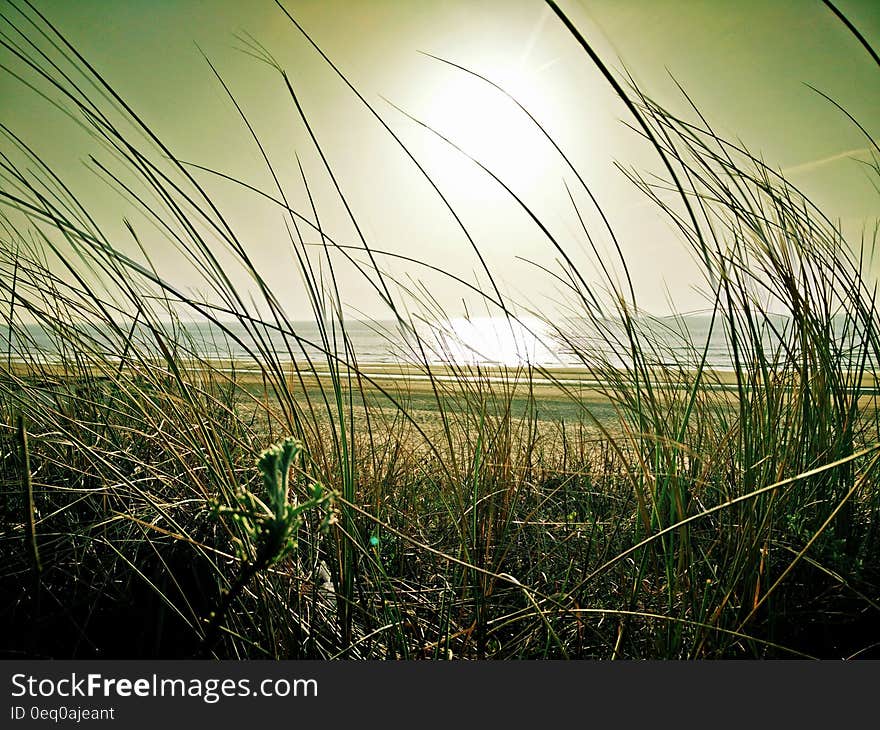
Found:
[3,313,859,371]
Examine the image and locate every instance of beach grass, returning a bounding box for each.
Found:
[1,0,880,659]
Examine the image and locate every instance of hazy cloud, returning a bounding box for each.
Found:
[781,147,872,177]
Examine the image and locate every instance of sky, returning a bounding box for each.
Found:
[1,0,879,322]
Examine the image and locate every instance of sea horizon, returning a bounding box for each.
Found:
[3,312,868,373]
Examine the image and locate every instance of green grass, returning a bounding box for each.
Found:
[1,0,879,658]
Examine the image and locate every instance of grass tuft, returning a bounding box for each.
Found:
[0,0,878,659]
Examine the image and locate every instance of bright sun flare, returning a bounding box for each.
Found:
[419,72,554,198]
[429,316,558,366]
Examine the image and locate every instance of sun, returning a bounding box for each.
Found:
[414,70,556,201]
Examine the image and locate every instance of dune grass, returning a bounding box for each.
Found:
[1,0,879,658]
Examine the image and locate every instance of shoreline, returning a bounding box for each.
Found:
[5,358,879,411]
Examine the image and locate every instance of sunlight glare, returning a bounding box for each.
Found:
[432,315,557,366]
[417,71,555,199]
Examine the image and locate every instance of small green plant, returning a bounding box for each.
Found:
[200,437,336,657]
[220,437,336,567]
